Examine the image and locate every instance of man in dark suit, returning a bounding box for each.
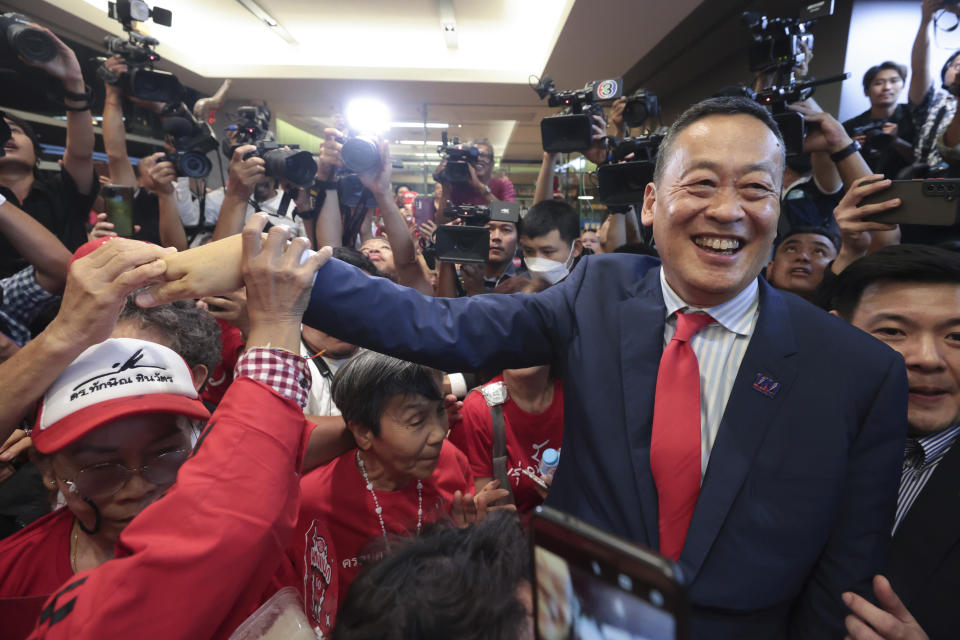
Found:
[141,97,907,638]
[829,245,960,640]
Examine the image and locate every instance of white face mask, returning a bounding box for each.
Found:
[524,240,577,285]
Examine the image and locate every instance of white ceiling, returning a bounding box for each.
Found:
[10,0,707,180]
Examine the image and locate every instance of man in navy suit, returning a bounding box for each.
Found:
[141,97,907,638]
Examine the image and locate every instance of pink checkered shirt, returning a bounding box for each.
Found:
[235,347,311,408]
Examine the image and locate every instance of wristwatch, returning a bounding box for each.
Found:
[829,140,861,163]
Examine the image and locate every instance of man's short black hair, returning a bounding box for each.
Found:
[333,511,530,640]
[862,61,907,93]
[3,113,41,165]
[119,298,223,373]
[775,225,841,253]
[331,351,443,436]
[653,96,786,186]
[830,244,960,320]
[519,200,580,244]
[333,246,380,277]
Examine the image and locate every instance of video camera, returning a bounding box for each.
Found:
[532,75,623,153]
[0,12,57,65]
[433,132,480,184]
[226,105,318,188]
[436,200,521,264]
[159,102,217,178]
[98,1,181,103]
[597,134,664,206]
[741,1,848,156]
[622,88,660,129]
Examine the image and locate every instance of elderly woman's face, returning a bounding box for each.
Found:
[368,393,449,481]
[40,414,190,542]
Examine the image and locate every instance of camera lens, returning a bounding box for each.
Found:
[178,151,212,179]
[264,148,317,187]
[7,22,56,64]
[341,137,380,174]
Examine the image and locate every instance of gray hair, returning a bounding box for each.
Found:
[331,351,443,436]
[120,298,223,373]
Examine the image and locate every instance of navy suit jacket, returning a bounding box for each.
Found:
[302,253,907,639]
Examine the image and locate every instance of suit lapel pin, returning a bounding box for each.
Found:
[752,373,781,398]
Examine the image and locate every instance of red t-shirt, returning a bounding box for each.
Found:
[290,441,474,629]
[450,177,516,205]
[448,376,564,514]
[0,508,73,639]
[200,320,245,406]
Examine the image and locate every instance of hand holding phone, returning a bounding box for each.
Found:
[101,184,136,237]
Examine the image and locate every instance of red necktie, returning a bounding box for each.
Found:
[650,310,714,561]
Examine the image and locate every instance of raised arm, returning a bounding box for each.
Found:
[910,1,942,105]
[314,128,344,248]
[533,152,558,205]
[99,56,137,188]
[211,145,263,241]
[139,153,189,251]
[358,139,434,295]
[0,200,71,292]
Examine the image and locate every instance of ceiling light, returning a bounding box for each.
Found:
[235,0,296,44]
[578,195,594,200]
[345,98,391,133]
[438,0,458,50]
[391,122,450,129]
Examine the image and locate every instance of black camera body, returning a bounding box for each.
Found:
[160,103,217,179]
[598,134,664,206]
[533,75,623,153]
[0,12,57,64]
[227,105,318,188]
[742,1,833,73]
[436,200,520,264]
[100,32,181,103]
[622,89,660,129]
[434,133,480,184]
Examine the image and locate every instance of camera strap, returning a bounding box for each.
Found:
[481,381,516,507]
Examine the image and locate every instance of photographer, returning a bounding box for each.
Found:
[313,130,433,295]
[439,139,515,207]
[842,62,916,178]
[435,210,524,297]
[909,1,960,171]
[98,55,198,241]
[0,25,96,278]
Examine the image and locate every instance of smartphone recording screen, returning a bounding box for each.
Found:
[535,545,676,640]
[532,507,687,640]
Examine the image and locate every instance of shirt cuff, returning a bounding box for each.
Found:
[235,347,312,408]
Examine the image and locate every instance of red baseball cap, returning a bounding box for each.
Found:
[33,338,210,453]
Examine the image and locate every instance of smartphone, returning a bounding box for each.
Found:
[413,195,435,229]
[101,184,136,237]
[532,505,689,640]
[860,179,960,226]
[521,468,550,491]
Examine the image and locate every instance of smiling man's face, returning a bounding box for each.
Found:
[850,282,960,435]
[641,113,783,307]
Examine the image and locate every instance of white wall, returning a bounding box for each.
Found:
[840,1,960,122]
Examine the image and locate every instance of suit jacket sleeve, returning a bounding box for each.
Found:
[787,353,907,639]
[27,378,309,640]
[302,256,583,373]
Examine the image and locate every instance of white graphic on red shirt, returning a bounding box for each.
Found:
[305,520,333,630]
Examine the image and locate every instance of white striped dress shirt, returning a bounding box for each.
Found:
[660,268,760,477]
[893,424,960,535]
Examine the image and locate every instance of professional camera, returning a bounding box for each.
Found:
[597,134,664,205]
[621,89,660,129]
[436,200,520,264]
[99,1,180,103]
[159,102,217,178]
[532,75,623,153]
[340,133,381,174]
[226,105,318,188]
[849,120,893,164]
[741,2,848,156]
[433,132,480,184]
[0,12,57,64]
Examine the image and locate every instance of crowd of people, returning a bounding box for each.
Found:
[3,2,960,639]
